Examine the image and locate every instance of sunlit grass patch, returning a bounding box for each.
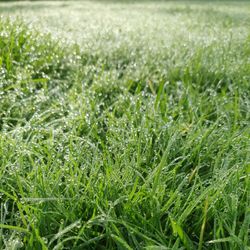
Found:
[0,1,250,249]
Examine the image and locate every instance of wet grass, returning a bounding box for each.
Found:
[0,1,250,249]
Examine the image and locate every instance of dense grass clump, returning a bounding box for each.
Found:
[0,1,250,249]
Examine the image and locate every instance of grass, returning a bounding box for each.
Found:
[0,1,250,249]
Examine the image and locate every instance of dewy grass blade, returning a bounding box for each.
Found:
[48,220,81,247]
[198,197,209,250]
[0,224,30,234]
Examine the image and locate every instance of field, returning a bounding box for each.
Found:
[0,1,250,249]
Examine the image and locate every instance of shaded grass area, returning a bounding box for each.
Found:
[0,2,250,249]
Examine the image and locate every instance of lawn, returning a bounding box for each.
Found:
[0,1,249,249]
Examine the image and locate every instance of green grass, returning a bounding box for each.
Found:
[0,1,250,249]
